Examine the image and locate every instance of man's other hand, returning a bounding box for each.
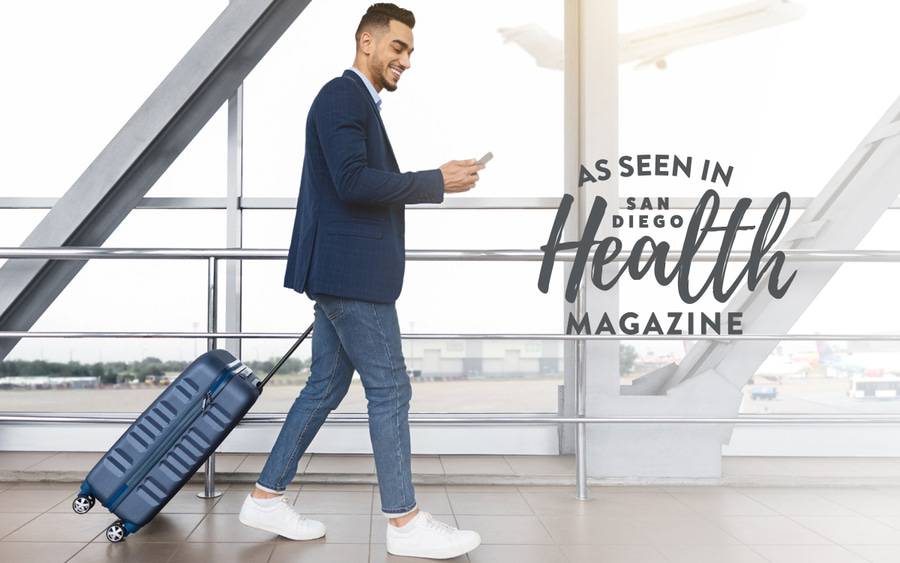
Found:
[439,159,485,193]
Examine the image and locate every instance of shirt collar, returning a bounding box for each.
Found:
[348,67,382,111]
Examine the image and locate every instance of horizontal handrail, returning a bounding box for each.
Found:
[1,245,896,493]
[5,195,900,211]
[3,412,900,424]
[0,196,564,211]
[2,247,900,262]
[0,331,898,341]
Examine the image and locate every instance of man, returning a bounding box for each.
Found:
[238,3,484,559]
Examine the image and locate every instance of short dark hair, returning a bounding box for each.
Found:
[355,3,415,44]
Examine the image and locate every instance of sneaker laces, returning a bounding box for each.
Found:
[422,512,458,535]
[276,496,308,526]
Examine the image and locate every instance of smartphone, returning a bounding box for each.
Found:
[476,152,493,166]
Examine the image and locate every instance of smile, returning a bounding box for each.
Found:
[390,66,402,80]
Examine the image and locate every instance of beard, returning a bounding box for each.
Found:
[369,55,398,92]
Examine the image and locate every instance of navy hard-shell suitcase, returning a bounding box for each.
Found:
[72,324,312,542]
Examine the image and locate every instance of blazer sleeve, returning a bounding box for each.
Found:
[313,80,444,206]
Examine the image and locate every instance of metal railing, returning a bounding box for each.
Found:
[2,246,900,500]
[6,195,900,211]
[3,247,900,261]
[8,412,900,424]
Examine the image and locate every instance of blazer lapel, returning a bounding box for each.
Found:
[371,105,399,171]
[342,70,399,171]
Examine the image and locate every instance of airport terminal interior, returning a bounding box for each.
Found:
[2,1,900,561]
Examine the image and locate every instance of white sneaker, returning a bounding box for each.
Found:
[238,493,326,540]
[385,510,481,559]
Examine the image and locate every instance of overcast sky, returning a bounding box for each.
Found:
[2,0,900,363]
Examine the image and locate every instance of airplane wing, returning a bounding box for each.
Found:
[499,0,804,71]
[497,23,563,70]
[621,0,805,68]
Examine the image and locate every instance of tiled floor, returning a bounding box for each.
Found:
[2,452,900,561]
[2,480,900,562]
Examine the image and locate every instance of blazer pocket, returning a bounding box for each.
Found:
[325,219,384,239]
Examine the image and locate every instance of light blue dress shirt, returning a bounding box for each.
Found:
[348,66,382,112]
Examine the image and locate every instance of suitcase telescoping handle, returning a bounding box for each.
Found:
[257,322,314,390]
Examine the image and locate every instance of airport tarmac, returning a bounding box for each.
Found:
[1,376,898,415]
[0,378,564,413]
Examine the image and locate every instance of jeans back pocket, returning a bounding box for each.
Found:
[313,293,344,321]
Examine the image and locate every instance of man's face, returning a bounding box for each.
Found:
[364,20,414,92]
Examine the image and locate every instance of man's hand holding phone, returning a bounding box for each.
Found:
[439,153,490,193]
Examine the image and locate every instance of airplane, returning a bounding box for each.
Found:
[755,353,811,379]
[498,0,805,70]
[816,341,900,378]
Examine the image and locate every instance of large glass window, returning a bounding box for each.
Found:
[0,1,228,198]
[0,210,224,412]
[616,0,900,427]
[243,0,563,198]
[1,2,566,423]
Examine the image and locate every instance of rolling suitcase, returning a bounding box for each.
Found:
[71,323,313,542]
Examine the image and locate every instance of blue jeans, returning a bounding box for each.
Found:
[256,292,417,517]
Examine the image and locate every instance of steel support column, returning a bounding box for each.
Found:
[562,0,620,494]
[224,86,244,360]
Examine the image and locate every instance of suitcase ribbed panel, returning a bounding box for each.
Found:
[75,324,312,539]
[83,349,259,527]
[113,376,258,526]
[103,448,131,477]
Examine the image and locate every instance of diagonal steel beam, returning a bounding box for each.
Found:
[629,93,900,395]
[0,0,312,360]
[670,94,900,393]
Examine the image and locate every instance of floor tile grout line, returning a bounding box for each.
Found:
[661,488,772,547]
[531,506,562,546]
[743,542,879,563]
[741,486,871,519]
[776,506,864,549]
[741,543,780,563]
[298,453,312,474]
[179,506,215,546]
[518,488,545,519]
[735,485,865,548]
[0,511,45,541]
[20,450,61,471]
[263,537,277,563]
[808,489,885,519]
[160,540,180,563]
[841,543,890,563]
[2,485,92,543]
[447,487,458,515]
[63,540,98,563]
[874,515,900,532]
[534,488,766,550]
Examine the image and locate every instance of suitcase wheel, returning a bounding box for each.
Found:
[72,495,95,515]
[105,521,126,543]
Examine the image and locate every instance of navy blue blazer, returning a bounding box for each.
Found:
[283,70,445,303]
